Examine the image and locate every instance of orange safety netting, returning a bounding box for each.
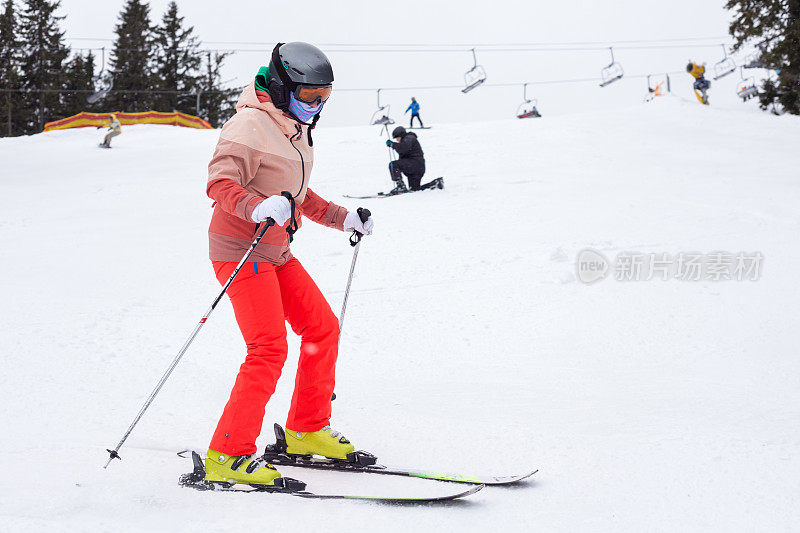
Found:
[44,111,212,132]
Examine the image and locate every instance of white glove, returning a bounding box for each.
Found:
[251,195,292,225]
[343,211,374,235]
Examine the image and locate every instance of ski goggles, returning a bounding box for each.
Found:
[293,84,332,105]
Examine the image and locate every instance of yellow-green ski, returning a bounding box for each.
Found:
[261,424,537,486]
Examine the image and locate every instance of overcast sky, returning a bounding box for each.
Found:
[57,0,748,126]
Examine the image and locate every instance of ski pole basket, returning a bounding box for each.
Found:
[461,48,487,94]
[599,47,624,87]
[516,84,541,119]
[712,44,736,80]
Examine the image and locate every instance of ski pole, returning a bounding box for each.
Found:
[383,123,395,165]
[338,207,371,337]
[331,207,371,403]
[103,192,294,469]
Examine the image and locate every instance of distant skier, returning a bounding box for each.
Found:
[385,126,442,194]
[405,97,424,128]
[201,42,374,488]
[686,61,710,105]
[100,113,121,148]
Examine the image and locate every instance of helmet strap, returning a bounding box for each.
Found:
[269,42,295,111]
[307,113,320,146]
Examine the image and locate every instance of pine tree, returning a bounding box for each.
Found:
[61,51,96,117]
[17,0,70,133]
[107,0,155,112]
[152,1,201,114]
[0,0,23,136]
[199,50,237,127]
[726,0,800,114]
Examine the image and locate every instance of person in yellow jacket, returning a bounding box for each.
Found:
[686,61,710,105]
[101,113,121,148]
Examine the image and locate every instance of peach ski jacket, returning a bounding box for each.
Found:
[206,82,348,264]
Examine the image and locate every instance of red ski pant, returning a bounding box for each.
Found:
[209,258,339,456]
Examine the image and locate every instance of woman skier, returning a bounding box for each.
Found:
[202,42,374,487]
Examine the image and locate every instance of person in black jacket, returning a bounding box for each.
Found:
[385,126,443,194]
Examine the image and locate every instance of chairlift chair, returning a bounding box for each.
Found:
[87,47,113,104]
[599,47,624,87]
[516,84,541,119]
[87,78,113,104]
[644,75,664,102]
[712,44,736,80]
[743,52,765,69]
[461,48,487,94]
[369,89,395,126]
[736,68,759,101]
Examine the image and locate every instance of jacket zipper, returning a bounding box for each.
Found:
[289,123,306,199]
[252,125,306,242]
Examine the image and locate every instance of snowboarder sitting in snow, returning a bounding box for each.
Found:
[686,61,710,104]
[385,126,442,194]
[101,113,121,148]
[405,97,423,128]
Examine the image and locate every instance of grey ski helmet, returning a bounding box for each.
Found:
[267,42,333,142]
[392,126,407,138]
[268,42,333,111]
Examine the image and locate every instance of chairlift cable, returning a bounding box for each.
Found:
[66,36,732,47]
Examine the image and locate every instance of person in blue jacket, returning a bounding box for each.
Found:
[405,97,423,128]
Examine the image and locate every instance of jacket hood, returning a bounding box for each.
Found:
[235,81,305,138]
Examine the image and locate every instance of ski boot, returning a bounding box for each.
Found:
[388,181,408,195]
[263,423,377,466]
[203,449,282,486]
[179,449,306,492]
[435,177,444,189]
[285,426,355,460]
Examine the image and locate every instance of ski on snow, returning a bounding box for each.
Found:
[179,450,483,502]
[261,453,537,485]
[343,191,404,199]
[343,188,423,199]
[259,424,537,486]
[344,178,445,200]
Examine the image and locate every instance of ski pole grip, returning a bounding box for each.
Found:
[349,208,371,247]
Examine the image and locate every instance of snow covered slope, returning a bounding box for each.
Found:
[1,98,799,530]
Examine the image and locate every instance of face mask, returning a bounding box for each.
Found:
[288,92,324,123]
